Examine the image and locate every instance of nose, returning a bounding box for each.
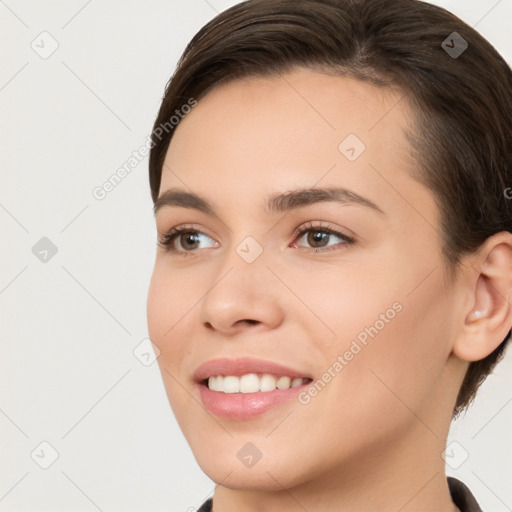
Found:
[199,250,285,336]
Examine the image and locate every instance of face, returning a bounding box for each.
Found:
[147,69,461,491]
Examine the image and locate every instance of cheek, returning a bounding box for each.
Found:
[147,261,214,387]
[300,256,452,419]
[147,267,170,342]
[147,262,193,341]
[341,274,453,421]
[147,266,197,420]
[286,261,399,347]
[147,264,194,388]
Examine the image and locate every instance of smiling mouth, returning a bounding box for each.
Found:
[202,373,313,393]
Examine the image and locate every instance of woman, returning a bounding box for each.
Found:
[146,0,512,510]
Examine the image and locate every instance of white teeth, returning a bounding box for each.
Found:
[240,373,260,393]
[291,377,303,388]
[276,376,291,389]
[260,374,276,392]
[223,376,240,393]
[206,373,307,393]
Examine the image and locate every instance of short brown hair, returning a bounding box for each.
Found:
[148,0,512,418]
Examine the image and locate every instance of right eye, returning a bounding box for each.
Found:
[157,225,219,255]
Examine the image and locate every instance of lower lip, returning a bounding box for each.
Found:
[198,382,309,419]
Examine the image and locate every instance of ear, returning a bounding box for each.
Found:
[452,232,512,362]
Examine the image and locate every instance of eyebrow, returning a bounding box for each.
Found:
[153,186,385,217]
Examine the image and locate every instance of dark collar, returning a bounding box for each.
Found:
[197,477,482,512]
[448,476,483,512]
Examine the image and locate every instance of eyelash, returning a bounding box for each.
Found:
[157,221,356,256]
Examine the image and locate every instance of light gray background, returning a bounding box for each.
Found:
[1,1,511,511]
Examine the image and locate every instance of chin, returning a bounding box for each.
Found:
[193,445,315,492]
[201,464,299,491]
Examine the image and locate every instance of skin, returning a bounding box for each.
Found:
[147,68,512,512]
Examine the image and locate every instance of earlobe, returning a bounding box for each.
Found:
[453,235,512,363]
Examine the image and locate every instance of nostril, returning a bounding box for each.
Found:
[243,319,258,325]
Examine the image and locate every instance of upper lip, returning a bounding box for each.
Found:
[193,357,313,383]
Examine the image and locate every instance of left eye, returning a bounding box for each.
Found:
[292,225,355,251]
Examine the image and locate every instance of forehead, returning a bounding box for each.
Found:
[169,68,410,138]
[164,69,411,173]
[159,68,436,228]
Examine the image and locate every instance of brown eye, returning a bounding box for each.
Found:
[158,226,218,254]
[304,230,331,248]
[178,232,201,250]
[292,223,355,253]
